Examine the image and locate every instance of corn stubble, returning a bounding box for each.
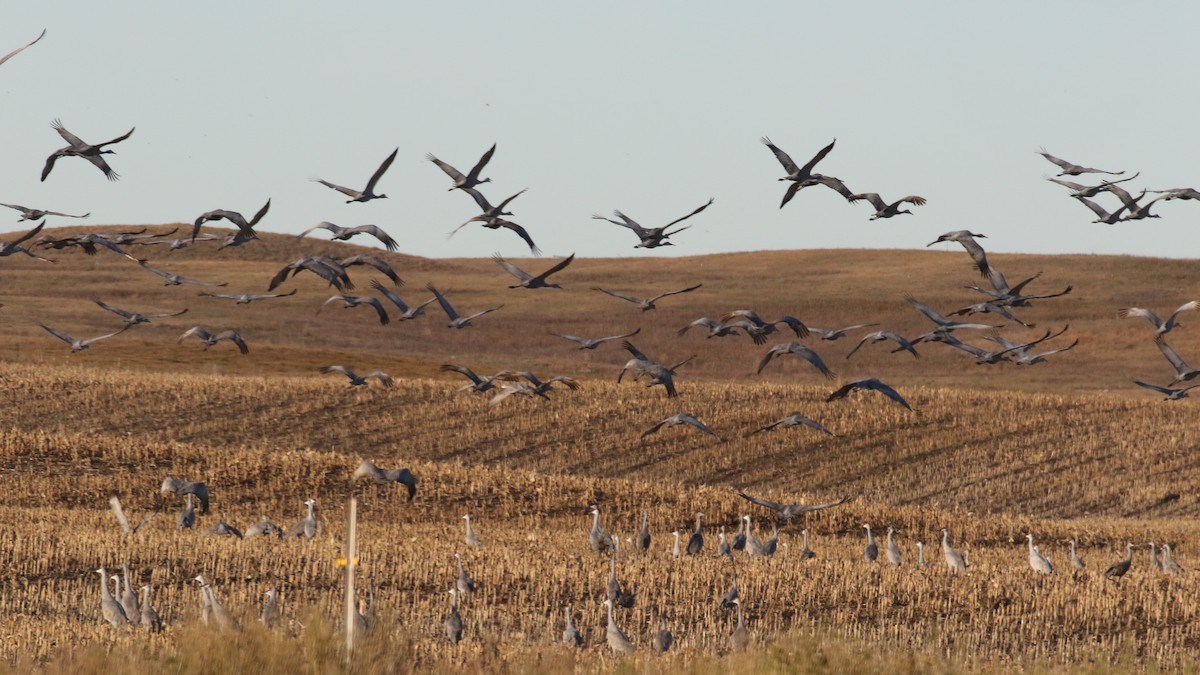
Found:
[0,362,1194,672]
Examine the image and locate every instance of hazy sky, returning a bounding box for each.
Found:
[3,2,1199,260]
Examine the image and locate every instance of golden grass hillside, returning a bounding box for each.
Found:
[0,223,1195,394]
[0,225,1198,671]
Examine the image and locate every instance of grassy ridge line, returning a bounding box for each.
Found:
[0,225,1196,391]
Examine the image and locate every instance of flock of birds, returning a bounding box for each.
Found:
[1,28,1193,655]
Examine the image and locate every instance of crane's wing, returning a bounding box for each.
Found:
[465,143,497,183]
[95,126,135,149]
[533,253,575,282]
[496,219,540,255]
[813,175,856,200]
[1037,148,1073,170]
[363,147,398,193]
[905,295,950,325]
[215,330,249,353]
[737,491,787,513]
[651,283,703,302]
[492,253,532,282]
[0,28,45,67]
[760,136,800,174]
[621,340,650,361]
[40,324,75,345]
[370,279,410,311]
[426,153,465,182]
[322,365,355,380]
[593,287,643,305]
[848,192,886,210]
[1155,336,1192,373]
[463,187,494,212]
[1072,196,1111,219]
[353,224,399,252]
[799,138,836,175]
[861,379,912,410]
[683,415,720,438]
[314,178,359,198]
[425,284,459,321]
[297,222,340,240]
[1133,380,1174,396]
[664,198,715,229]
[340,254,402,286]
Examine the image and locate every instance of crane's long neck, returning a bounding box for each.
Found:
[865,526,873,545]
[99,570,111,599]
[1070,540,1076,556]
[942,531,949,548]
[141,586,151,608]
[695,513,702,533]
[456,557,464,576]
[1027,535,1035,555]
[803,530,810,548]
[918,542,925,564]
[887,530,894,546]
[592,511,600,531]
[306,502,314,519]
[565,607,572,627]
[642,511,648,529]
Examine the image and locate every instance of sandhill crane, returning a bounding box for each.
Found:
[42,119,134,182]
[749,412,835,436]
[846,330,919,360]
[885,527,902,567]
[314,148,397,203]
[0,203,88,222]
[737,492,847,522]
[177,494,196,529]
[192,199,270,242]
[720,309,810,341]
[949,302,1033,328]
[808,323,878,341]
[730,599,749,651]
[677,317,741,339]
[1154,336,1200,384]
[593,283,702,311]
[1038,148,1124,176]
[178,326,249,354]
[35,231,140,261]
[1051,172,1141,197]
[463,514,481,548]
[428,144,495,191]
[94,300,187,326]
[141,262,227,288]
[261,586,280,628]
[1149,187,1200,201]
[161,477,210,513]
[426,284,502,328]
[1150,542,1163,572]
[1116,190,1170,221]
[97,567,128,627]
[286,499,318,539]
[200,289,297,305]
[617,341,691,398]
[488,381,549,407]
[636,512,651,553]
[117,566,140,625]
[906,295,997,336]
[602,599,635,654]
[652,618,674,654]
[0,221,53,261]
[322,365,393,388]
[1132,379,1200,398]
[1162,544,1184,574]
[587,506,616,554]
[193,578,238,632]
[368,281,433,320]
[352,460,417,501]
[1121,302,1199,335]
[493,252,574,289]
[245,516,284,538]
[1068,539,1086,570]
[927,230,991,276]
[921,331,1025,365]
[1026,534,1053,575]
[849,192,926,219]
[966,269,1072,308]
[319,294,390,325]
[755,342,834,378]
[458,186,524,222]
[800,529,816,560]
[1073,194,1138,224]
[0,28,45,67]
[717,527,731,557]
[553,327,640,350]
[140,585,162,632]
[941,529,967,573]
[206,521,244,538]
[760,137,842,207]
[743,516,766,556]
[1105,543,1134,579]
[642,413,721,441]
[827,378,912,411]
[296,221,400,250]
[454,553,476,596]
[440,364,513,393]
[108,495,157,534]
[593,198,713,248]
[606,558,622,603]
[730,518,747,552]
[40,324,128,353]
[863,524,878,562]
[561,606,584,647]
[686,513,704,555]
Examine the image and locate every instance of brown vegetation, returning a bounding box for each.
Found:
[0,226,1197,671]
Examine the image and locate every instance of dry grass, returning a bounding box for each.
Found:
[1,226,1199,671]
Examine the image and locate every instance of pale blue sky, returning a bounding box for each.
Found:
[3,2,1198,259]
